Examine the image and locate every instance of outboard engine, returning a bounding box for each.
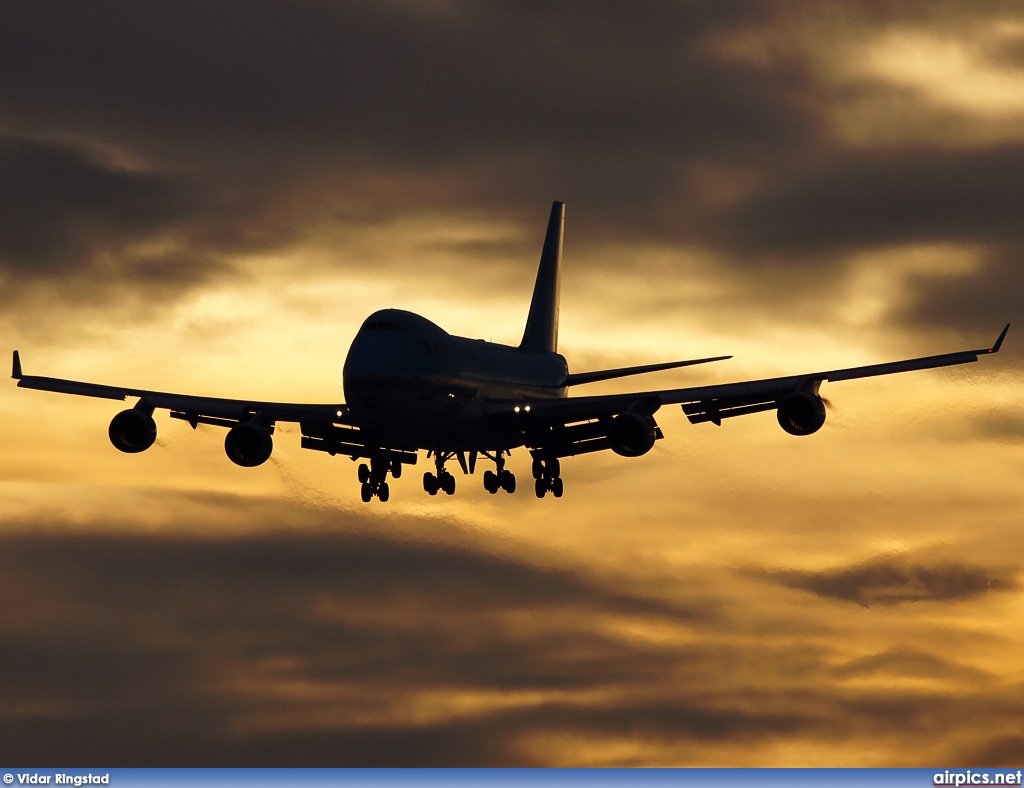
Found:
[776,391,826,436]
[609,412,657,457]
[109,409,157,453]
[224,422,273,467]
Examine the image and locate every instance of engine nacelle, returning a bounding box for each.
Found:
[109,409,157,453]
[224,422,273,467]
[776,391,826,436]
[609,412,657,457]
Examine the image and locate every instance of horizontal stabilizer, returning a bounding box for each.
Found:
[564,355,731,387]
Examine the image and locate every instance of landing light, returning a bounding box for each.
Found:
[336,410,343,418]
[514,406,521,413]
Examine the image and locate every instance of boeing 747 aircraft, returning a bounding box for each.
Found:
[12,202,1009,502]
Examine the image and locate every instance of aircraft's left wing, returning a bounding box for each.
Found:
[483,324,1009,458]
[12,350,347,425]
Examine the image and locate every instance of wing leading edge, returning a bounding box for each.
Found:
[12,351,347,425]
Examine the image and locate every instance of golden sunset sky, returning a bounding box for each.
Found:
[0,0,1022,766]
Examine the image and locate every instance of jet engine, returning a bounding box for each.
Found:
[108,409,157,453]
[224,422,274,467]
[609,412,657,457]
[776,391,826,436]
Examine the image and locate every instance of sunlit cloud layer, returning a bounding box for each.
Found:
[0,0,1021,766]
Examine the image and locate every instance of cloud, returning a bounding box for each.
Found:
[0,133,235,320]
[0,1,1018,338]
[1,1,1023,766]
[0,135,188,270]
[2,500,1022,766]
[752,555,1019,606]
[712,146,1024,260]
[831,648,994,683]
[961,735,1024,768]
[0,519,720,764]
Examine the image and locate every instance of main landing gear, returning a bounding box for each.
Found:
[481,450,515,495]
[359,448,562,501]
[357,454,403,503]
[423,450,457,496]
[532,455,563,498]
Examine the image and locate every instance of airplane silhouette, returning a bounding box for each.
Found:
[12,202,1010,502]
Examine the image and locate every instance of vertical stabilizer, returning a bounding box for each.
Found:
[519,201,564,354]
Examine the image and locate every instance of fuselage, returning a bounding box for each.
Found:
[342,308,568,449]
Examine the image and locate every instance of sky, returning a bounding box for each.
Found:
[1,0,1023,767]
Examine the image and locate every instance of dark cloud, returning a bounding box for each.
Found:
[899,247,1024,335]
[0,134,235,314]
[753,556,1019,606]
[0,522,716,765]
[712,146,1024,259]
[971,411,1024,443]
[0,1,818,244]
[0,135,187,273]
[961,735,1024,768]
[1,502,1022,765]
[0,2,798,163]
[0,0,1018,335]
[832,649,994,682]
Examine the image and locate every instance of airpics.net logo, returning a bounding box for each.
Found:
[935,771,1023,786]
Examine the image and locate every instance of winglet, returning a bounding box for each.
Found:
[988,323,1010,354]
[12,350,22,379]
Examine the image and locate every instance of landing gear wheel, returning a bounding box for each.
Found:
[424,472,439,496]
[358,463,370,484]
[532,458,544,479]
[391,462,402,479]
[378,481,390,502]
[500,470,516,494]
[535,478,546,499]
[551,477,563,498]
[441,472,456,495]
[360,482,373,502]
[483,469,498,494]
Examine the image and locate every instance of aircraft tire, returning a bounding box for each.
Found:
[483,470,498,494]
[552,477,563,498]
[358,464,370,484]
[360,482,373,502]
[501,470,516,494]
[532,458,544,479]
[442,472,456,495]
[535,479,546,499]
[423,472,438,495]
[379,481,390,502]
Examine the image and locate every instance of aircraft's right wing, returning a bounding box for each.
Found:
[482,324,1010,458]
